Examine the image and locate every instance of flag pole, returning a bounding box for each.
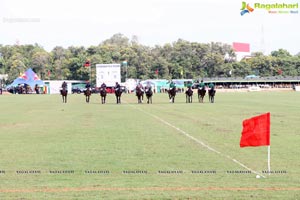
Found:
[268,145,271,176]
[89,64,91,83]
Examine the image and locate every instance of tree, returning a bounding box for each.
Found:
[102,33,130,47]
[32,51,51,79]
[271,49,291,58]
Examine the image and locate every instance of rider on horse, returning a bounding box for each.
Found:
[198,80,205,91]
[115,82,121,92]
[101,82,106,89]
[85,81,91,91]
[208,82,215,92]
[169,81,176,91]
[100,82,106,91]
[61,81,67,92]
[145,82,152,92]
[136,82,144,93]
[187,81,193,90]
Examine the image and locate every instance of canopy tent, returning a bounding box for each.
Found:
[8,68,44,89]
[140,80,156,87]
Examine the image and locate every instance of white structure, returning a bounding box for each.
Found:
[43,80,84,94]
[96,64,121,87]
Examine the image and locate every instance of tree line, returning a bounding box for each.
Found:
[0,33,300,84]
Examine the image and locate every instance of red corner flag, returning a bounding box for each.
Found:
[240,112,270,147]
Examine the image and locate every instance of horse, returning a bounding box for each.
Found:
[100,87,107,104]
[115,88,122,104]
[198,88,206,103]
[84,88,91,103]
[145,87,153,104]
[60,87,68,103]
[185,88,193,103]
[135,86,144,104]
[208,88,216,103]
[168,87,176,103]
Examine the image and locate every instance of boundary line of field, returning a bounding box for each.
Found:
[129,103,266,178]
[0,187,299,193]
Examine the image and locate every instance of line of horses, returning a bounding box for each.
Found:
[60,87,122,104]
[60,87,215,104]
[185,88,216,103]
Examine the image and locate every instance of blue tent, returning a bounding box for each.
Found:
[9,68,44,89]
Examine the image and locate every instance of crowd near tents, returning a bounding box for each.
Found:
[7,68,44,89]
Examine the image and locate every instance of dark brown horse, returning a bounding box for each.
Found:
[208,89,216,103]
[168,87,176,103]
[145,87,153,104]
[198,88,206,103]
[185,88,193,103]
[136,86,144,103]
[100,87,107,104]
[84,88,91,103]
[115,88,122,104]
[60,87,68,103]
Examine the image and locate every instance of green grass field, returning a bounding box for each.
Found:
[0,91,299,199]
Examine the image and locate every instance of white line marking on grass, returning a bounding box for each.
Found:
[128,103,266,178]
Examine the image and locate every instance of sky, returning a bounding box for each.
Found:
[0,0,299,55]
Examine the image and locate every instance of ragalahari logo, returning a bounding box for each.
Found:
[241,2,254,15]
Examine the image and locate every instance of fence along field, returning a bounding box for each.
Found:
[0,92,299,199]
